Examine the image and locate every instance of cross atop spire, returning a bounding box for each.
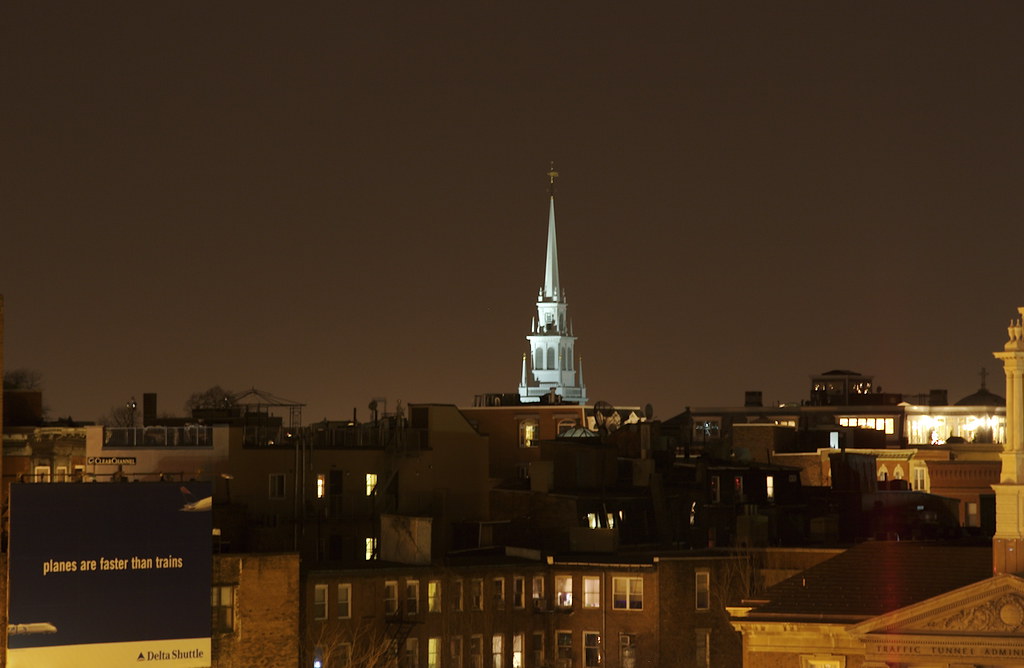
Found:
[547,161,559,197]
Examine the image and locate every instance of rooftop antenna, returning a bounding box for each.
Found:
[547,161,558,197]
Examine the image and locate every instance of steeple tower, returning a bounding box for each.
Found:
[518,165,588,405]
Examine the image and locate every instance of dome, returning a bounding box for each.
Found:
[955,386,1005,407]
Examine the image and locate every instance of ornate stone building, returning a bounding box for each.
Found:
[730,307,1024,667]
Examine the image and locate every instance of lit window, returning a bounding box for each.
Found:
[587,513,599,529]
[584,632,601,668]
[428,638,441,668]
[337,583,352,619]
[211,585,235,633]
[365,537,378,561]
[583,576,600,608]
[384,580,398,615]
[612,577,642,610]
[492,634,504,668]
[366,473,378,496]
[555,575,573,607]
[766,475,775,501]
[512,634,524,668]
[268,473,285,499]
[34,466,51,483]
[532,575,545,600]
[316,473,326,499]
[406,579,420,615]
[313,583,329,620]
[519,420,538,448]
[428,580,442,612]
[695,570,710,610]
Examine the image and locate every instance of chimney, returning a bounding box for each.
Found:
[143,393,157,426]
[744,391,763,408]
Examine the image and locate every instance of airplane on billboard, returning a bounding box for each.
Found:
[8,622,57,636]
[179,486,212,512]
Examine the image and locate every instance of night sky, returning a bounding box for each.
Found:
[3,3,1023,423]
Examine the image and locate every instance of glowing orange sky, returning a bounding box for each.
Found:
[2,3,1023,422]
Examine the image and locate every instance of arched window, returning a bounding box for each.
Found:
[534,348,544,370]
[893,465,905,480]
[557,419,576,434]
[877,466,888,481]
[547,347,556,370]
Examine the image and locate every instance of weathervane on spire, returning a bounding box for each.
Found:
[547,161,559,197]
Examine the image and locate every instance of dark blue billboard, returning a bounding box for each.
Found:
[8,482,212,667]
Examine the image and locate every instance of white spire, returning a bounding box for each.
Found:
[543,165,560,300]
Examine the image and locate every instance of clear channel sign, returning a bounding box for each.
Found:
[7,482,212,667]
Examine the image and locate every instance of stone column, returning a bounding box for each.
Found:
[993,308,1024,574]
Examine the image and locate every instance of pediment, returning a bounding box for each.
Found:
[851,573,1024,637]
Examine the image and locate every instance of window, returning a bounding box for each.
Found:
[470,636,483,668]
[403,637,419,668]
[492,634,504,668]
[556,631,572,660]
[519,419,538,448]
[269,473,286,499]
[429,638,441,668]
[512,634,524,668]
[555,575,572,608]
[531,632,545,667]
[338,642,352,668]
[695,629,710,668]
[513,576,525,609]
[532,575,545,600]
[493,577,505,610]
[451,637,463,668]
[337,583,352,619]
[913,467,927,491]
[337,643,354,667]
[619,635,636,668]
[967,502,980,527]
[365,537,378,561]
[710,475,720,503]
[733,476,744,502]
[583,632,600,668]
[428,580,441,612]
[471,579,484,610]
[695,570,710,610]
[583,576,600,608]
[314,583,329,620]
[766,475,775,501]
[34,465,51,483]
[55,466,68,482]
[453,580,464,611]
[211,585,235,633]
[406,579,420,615]
[366,473,378,496]
[385,580,399,615]
[317,473,326,499]
[612,577,642,610]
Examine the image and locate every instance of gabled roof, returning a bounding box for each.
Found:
[746,541,992,621]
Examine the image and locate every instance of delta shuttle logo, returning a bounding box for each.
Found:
[178,486,211,512]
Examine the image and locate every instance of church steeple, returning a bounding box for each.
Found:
[993,308,1024,574]
[543,164,560,300]
[519,164,587,405]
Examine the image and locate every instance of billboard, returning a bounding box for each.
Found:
[8,482,212,667]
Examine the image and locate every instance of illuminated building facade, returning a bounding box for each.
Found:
[730,308,1024,667]
[518,167,587,406]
